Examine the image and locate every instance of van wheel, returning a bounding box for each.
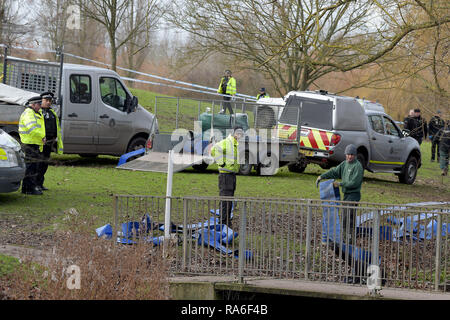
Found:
[398,156,418,184]
[288,162,307,173]
[126,136,147,161]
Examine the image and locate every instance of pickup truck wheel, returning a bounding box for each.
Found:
[288,163,307,173]
[356,152,367,169]
[398,156,418,184]
[239,151,253,175]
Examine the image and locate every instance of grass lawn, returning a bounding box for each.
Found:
[0,140,448,233]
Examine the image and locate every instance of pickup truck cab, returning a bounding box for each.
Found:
[277,90,421,184]
[0,56,158,157]
[0,129,25,193]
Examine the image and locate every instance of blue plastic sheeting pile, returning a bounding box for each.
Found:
[96,208,252,260]
[356,202,450,242]
[319,179,380,266]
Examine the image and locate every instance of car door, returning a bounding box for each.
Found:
[62,73,97,153]
[367,114,391,170]
[382,115,407,166]
[96,76,133,154]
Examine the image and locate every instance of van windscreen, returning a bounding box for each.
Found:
[279,96,333,130]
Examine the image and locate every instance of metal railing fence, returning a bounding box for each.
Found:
[153,96,286,138]
[113,195,449,293]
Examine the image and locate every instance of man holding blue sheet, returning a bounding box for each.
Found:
[315,144,364,241]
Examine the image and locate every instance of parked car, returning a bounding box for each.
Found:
[0,129,25,193]
[277,90,422,184]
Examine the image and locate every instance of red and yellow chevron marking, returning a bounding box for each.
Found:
[277,124,333,151]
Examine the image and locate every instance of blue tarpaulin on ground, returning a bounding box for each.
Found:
[356,202,449,242]
[96,208,252,259]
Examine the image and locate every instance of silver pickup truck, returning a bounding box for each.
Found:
[0,56,157,157]
[275,90,422,184]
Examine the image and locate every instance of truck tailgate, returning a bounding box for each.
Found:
[116,151,205,173]
[277,124,334,154]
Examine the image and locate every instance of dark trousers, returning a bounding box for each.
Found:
[22,144,42,193]
[36,142,53,187]
[431,138,440,160]
[219,173,236,227]
[342,193,360,241]
[222,96,234,114]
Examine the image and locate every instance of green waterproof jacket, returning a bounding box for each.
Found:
[18,107,46,151]
[320,159,364,198]
[210,135,239,174]
[217,77,237,96]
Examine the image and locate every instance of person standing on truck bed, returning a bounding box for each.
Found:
[217,70,237,114]
[210,126,244,228]
[315,144,364,241]
[19,96,46,195]
[256,87,269,100]
[428,109,445,162]
[36,91,63,191]
[434,120,450,176]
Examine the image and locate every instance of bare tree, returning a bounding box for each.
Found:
[76,0,164,71]
[0,0,29,46]
[120,0,164,85]
[168,0,450,96]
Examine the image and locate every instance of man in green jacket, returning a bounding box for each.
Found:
[217,70,237,114]
[19,96,46,195]
[315,144,364,240]
[210,126,244,227]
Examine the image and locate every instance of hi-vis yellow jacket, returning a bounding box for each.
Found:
[18,107,46,151]
[48,108,64,154]
[210,135,240,174]
[217,77,237,96]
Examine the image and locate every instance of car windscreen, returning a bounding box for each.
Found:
[279,96,333,130]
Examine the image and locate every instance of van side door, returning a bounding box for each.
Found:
[62,74,97,153]
[96,76,133,154]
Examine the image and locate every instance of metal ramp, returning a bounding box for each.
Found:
[116,151,205,173]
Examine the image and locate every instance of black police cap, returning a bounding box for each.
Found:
[40,91,55,100]
[27,96,42,104]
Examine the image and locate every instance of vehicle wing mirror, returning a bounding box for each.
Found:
[402,129,410,137]
[126,96,138,113]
